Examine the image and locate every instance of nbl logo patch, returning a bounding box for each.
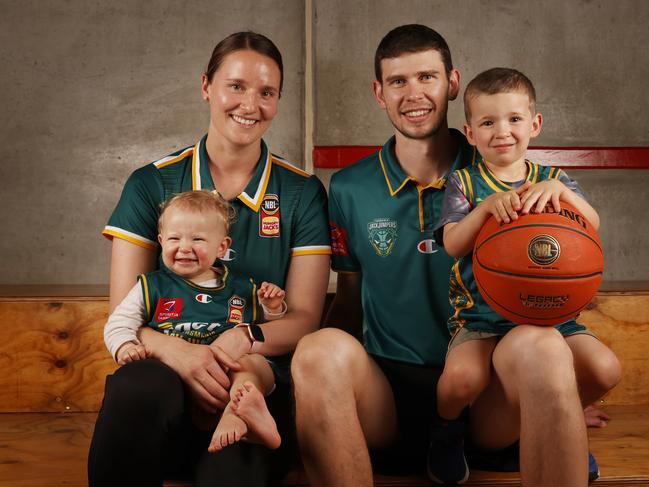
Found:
[155,298,183,321]
[259,194,280,237]
[227,296,246,324]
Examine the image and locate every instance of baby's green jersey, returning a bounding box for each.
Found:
[329,129,478,367]
[139,265,257,344]
[104,135,331,289]
[437,160,586,337]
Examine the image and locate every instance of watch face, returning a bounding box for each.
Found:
[249,324,265,342]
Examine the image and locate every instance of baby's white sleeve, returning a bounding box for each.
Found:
[104,282,146,361]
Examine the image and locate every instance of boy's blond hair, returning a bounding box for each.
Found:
[464,67,536,121]
[158,190,235,233]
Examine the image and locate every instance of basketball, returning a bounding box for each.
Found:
[473,202,604,326]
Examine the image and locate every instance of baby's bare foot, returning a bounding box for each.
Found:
[233,381,281,449]
[209,410,248,452]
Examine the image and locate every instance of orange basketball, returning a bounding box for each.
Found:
[472,202,603,326]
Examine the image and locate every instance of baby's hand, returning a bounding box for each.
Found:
[520,179,569,214]
[258,282,286,314]
[480,182,530,224]
[116,342,148,365]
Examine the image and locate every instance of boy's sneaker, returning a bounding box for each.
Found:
[427,417,469,485]
[588,451,600,482]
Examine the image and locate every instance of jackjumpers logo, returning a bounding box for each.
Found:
[227,296,246,324]
[155,298,183,321]
[368,218,397,257]
[259,194,280,237]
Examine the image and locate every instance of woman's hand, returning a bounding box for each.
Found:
[141,328,241,412]
[210,326,252,363]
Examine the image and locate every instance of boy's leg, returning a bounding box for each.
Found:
[292,328,399,487]
[210,353,277,451]
[470,325,588,487]
[565,334,621,406]
[437,335,498,420]
[428,335,496,484]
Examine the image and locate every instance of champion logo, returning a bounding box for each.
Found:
[417,239,439,254]
[195,294,212,304]
[222,248,237,262]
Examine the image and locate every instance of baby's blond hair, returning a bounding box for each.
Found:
[158,190,236,234]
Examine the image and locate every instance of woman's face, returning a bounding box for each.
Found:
[202,49,281,149]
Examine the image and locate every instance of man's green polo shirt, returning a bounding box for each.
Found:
[104,135,331,289]
[328,129,478,366]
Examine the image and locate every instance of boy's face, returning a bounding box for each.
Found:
[464,91,542,169]
[158,207,231,282]
[373,49,460,141]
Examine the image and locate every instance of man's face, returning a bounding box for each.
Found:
[373,49,459,140]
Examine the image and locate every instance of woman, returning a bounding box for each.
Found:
[89,32,331,486]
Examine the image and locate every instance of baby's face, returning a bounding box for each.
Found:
[464,91,541,169]
[158,207,229,282]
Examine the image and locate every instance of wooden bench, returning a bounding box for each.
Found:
[0,285,648,486]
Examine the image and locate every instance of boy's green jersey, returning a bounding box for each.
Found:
[438,160,586,337]
[328,129,478,367]
[104,135,331,289]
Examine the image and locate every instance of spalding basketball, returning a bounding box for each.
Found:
[473,202,603,326]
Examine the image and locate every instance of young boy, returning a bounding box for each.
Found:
[104,190,288,453]
[428,67,620,484]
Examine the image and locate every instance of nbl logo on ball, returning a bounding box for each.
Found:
[527,234,560,266]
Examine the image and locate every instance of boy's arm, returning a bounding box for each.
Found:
[104,282,147,361]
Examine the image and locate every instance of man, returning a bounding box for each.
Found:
[292,24,601,487]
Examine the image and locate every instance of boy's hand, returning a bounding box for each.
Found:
[116,341,148,365]
[520,179,569,214]
[480,182,530,224]
[258,281,286,314]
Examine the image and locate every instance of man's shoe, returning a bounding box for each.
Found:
[427,417,469,485]
[589,451,600,482]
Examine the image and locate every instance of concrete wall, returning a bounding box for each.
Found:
[313,0,649,284]
[1,0,647,285]
[0,0,304,284]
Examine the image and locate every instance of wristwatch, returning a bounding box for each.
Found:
[237,323,265,352]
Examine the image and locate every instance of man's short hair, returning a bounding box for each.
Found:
[375,24,453,82]
[464,67,537,121]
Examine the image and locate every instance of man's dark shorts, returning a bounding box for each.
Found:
[369,355,519,475]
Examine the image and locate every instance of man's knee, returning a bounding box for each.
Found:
[496,326,576,388]
[292,328,364,388]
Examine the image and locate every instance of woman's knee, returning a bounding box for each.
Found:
[103,359,184,418]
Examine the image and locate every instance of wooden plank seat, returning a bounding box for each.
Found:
[0,286,647,486]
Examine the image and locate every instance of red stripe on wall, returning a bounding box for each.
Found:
[313,146,649,169]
